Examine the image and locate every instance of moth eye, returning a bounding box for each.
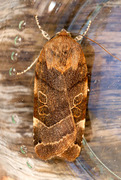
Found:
[73,93,83,106]
[38,91,47,104]
[38,105,49,116]
[71,107,81,118]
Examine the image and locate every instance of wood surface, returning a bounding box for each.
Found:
[0,0,121,180]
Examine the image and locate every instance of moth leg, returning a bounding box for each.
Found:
[17,54,40,75]
[57,143,81,162]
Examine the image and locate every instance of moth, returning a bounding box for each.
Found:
[33,29,87,162]
[16,15,90,162]
[17,16,119,162]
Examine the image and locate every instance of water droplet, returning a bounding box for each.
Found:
[11,52,18,62]
[19,20,26,30]
[26,159,35,169]
[14,36,22,45]
[9,67,17,76]
[11,114,20,124]
[20,145,27,154]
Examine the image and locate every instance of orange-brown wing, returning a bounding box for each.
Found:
[57,36,88,161]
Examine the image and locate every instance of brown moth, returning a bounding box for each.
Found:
[33,29,88,162]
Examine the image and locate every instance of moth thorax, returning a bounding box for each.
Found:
[45,37,81,73]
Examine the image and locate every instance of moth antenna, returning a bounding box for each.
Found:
[82,20,92,37]
[83,35,121,62]
[17,55,39,76]
[75,20,92,41]
[35,15,51,40]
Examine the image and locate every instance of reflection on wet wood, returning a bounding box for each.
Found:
[0,0,121,180]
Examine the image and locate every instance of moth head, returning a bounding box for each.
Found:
[56,29,71,37]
